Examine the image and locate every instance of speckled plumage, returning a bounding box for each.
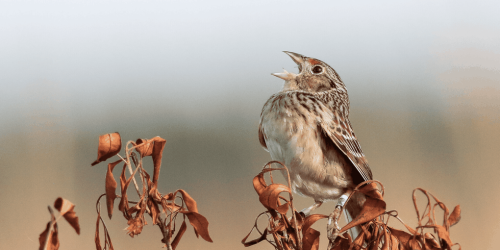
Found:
[258,51,373,223]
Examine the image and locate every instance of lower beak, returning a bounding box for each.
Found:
[272,69,296,80]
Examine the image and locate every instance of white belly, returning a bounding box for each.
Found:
[262,116,354,202]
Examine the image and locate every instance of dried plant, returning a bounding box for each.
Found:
[38,197,81,250]
[242,161,461,250]
[92,132,213,250]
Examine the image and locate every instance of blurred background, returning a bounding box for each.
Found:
[1,0,499,249]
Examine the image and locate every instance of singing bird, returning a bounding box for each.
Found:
[258,52,373,241]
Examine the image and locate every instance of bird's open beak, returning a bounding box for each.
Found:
[272,51,305,80]
[272,69,296,80]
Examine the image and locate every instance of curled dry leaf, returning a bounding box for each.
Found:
[252,172,267,196]
[242,228,268,247]
[181,211,213,242]
[340,182,386,234]
[134,138,154,158]
[54,197,80,235]
[91,133,122,166]
[133,136,166,187]
[258,183,292,214]
[244,163,305,250]
[174,189,198,213]
[105,159,122,219]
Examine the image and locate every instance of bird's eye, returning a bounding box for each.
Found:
[312,66,323,74]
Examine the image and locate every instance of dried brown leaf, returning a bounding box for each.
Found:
[434,225,453,248]
[127,200,148,238]
[91,133,122,166]
[181,211,213,243]
[424,232,441,249]
[330,232,351,250]
[134,138,154,157]
[258,183,292,214]
[53,197,80,235]
[105,159,122,219]
[118,163,131,217]
[133,136,166,187]
[147,198,160,225]
[164,192,175,201]
[341,182,386,233]
[39,221,59,250]
[302,214,328,234]
[163,202,183,213]
[351,230,366,250]
[39,222,50,250]
[253,172,267,196]
[38,222,59,250]
[171,220,188,250]
[127,202,142,215]
[448,205,461,227]
[408,238,423,250]
[388,227,414,250]
[144,171,162,202]
[126,217,144,238]
[302,228,320,250]
[176,189,198,213]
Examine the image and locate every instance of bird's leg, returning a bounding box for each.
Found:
[299,200,323,217]
[327,189,352,246]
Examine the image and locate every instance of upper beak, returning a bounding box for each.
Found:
[283,51,305,66]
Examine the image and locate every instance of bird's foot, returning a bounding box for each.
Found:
[327,222,341,242]
[327,206,346,247]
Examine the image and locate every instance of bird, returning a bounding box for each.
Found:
[258,51,373,243]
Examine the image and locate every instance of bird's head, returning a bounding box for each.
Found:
[272,51,345,93]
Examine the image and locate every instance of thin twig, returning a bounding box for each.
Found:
[119,142,141,197]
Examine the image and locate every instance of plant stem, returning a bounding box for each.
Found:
[118,151,141,197]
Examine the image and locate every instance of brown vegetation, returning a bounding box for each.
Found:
[92,132,213,250]
[37,133,461,250]
[242,161,461,250]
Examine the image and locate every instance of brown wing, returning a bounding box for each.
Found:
[319,110,373,182]
[258,123,268,150]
